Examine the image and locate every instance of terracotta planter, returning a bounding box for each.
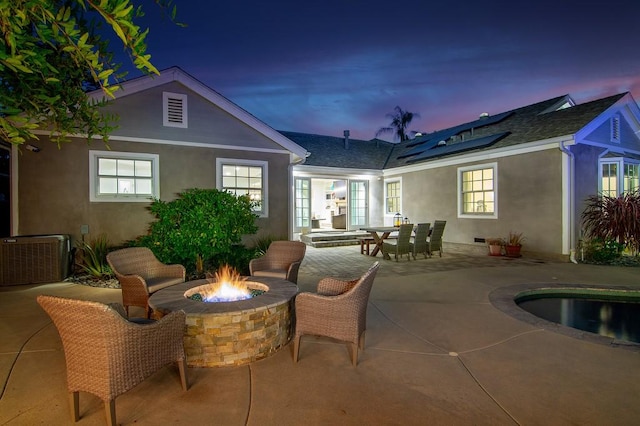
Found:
[505,245,522,258]
[488,244,502,256]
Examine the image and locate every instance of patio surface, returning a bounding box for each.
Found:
[1,244,639,425]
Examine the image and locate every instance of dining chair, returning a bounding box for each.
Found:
[428,220,447,257]
[382,223,413,261]
[410,222,431,259]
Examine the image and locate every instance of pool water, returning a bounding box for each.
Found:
[517,297,640,344]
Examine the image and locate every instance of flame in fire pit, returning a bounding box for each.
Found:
[202,265,250,302]
[184,265,268,303]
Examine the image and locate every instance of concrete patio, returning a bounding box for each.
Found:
[1,245,639,425]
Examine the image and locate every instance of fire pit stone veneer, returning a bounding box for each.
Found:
[148,277,298,367]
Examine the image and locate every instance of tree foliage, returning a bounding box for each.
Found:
[136,189,259,274]
[581,191,640,255]
[0,0,180,146]
[375,106,420,142]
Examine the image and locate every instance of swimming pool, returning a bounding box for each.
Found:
[516,292,640,344]
[489,284,640,350]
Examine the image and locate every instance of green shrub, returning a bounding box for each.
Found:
[136,188,259,274]
[75,234,112,279]
[251,234,287,256]
[581,238,623,263]
[581,191,640,254]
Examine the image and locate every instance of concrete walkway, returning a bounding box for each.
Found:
[1,245,639,425]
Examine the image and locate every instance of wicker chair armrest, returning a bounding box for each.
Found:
[295,292,357,322]
[115,273,147,289]
[116,310,187,357]
[317,277,359,296]
[249,257,274,274]
[286,261,302,284]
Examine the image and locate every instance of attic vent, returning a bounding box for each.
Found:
[163,92,188,128]
[479,112,490,119]
[437,140,447,146]
[611,115,620,143]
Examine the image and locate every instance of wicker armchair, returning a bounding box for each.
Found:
[36,295,188,426]
[293,262,380,366]
[106,247,185,318]
[382,223,413,261]
[249,241,306,284]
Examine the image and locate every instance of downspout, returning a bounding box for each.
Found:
[560,141,578,264]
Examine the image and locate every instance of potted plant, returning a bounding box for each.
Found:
[505,232,525,257]
[486,238,504,256]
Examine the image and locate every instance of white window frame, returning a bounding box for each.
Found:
[163,92,188,128]
[599,157,640,197]
[624,162,640,194]
[599,158,621,197]
[457,162,498,219]
[384,178,402,217]
[216,158,268,217]
[89,150,159,202]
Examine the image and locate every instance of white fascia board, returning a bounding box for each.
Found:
[87,67,308,162]
[577,138,640,155]
[383,135,576,177]
[30,130,293,156]
[293,164,382,179]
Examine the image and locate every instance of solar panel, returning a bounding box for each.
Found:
[398,138,442,158]
[400,111,513,159]
[406,132,510,162]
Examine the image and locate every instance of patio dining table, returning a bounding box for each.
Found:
[359,226,399,257]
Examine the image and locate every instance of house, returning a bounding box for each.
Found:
[8,66,640,261]
[10,67,307,246]
[288,92,640,260]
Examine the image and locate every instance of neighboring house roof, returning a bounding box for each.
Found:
[385,93,627,169]
[280,131,394,170]
[87,67,308,162]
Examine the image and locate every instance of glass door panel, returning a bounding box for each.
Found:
[294,177,311,231]
[349,180,368,228]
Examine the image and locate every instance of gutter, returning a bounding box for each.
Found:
[559,140,578,264]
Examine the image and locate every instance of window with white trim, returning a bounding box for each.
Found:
[458,163,497,218]
[600,158,639,197]
[163,92,188,128]
[624,164,639,194]
[601,162,618,197]
[216,158,268,216]
[384,179,401,215]
[89,151,159,202]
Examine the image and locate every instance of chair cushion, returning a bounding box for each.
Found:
[252,269,287,279]
[147,277,184,293]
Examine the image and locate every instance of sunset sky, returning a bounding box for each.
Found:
[121,0,640,141]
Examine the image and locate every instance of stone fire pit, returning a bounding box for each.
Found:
[148,277,298,367]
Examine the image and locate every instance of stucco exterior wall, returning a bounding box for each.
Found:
[17,138,290,247]
[395,149,564,255]
[105,82,285,150]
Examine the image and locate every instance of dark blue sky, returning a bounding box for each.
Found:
[121,0,640,141]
